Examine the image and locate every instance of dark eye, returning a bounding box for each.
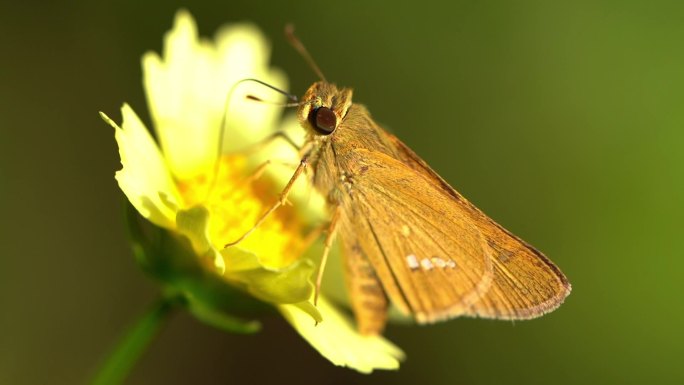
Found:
[309,106,337,135]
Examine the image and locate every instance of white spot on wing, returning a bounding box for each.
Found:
[406,254,419,271]
[424,256,458,270]
[431,257,446,268]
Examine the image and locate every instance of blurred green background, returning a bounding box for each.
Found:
[1,1,682,384]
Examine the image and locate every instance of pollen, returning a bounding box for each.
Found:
[177,154,309,269]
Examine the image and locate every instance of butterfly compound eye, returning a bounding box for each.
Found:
[309,106,337,135]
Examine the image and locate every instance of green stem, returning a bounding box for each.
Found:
[91,297,177,385]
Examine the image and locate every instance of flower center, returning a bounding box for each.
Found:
[177,155,309,268]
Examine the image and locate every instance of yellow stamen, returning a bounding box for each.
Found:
[177,155,308,269]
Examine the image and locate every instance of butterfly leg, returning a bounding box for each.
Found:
[237,159,273,187]
[238,158,301,186]
[236,130,301,155]
[314,205,342,306]
[223,157,308,248]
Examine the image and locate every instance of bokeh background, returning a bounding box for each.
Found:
[1,1,683,384]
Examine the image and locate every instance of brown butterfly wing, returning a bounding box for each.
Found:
[382,133,572,319]
[340,149,496,323]
[338,229,389,335]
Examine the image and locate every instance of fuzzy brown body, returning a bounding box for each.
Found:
[297,82,571,335]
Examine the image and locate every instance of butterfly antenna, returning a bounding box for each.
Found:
[246,94,300,107]
[285,24,327,82]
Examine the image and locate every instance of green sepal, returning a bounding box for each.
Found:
[123,201,270,328]
[183,294,261,334]
[222,247,316,304]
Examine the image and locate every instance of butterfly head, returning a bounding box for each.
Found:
[297,81,353,136]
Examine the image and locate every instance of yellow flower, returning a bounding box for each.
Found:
[101,9,404,373]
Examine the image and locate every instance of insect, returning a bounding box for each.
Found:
[228,27,571,335]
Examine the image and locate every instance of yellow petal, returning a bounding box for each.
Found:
[175,205,225,273]
[142,9,288,180]
[101,105,181,229]
[214,23,289,153]
[279,298,405,373]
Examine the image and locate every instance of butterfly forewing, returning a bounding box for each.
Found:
[383,133,571,319]
[340,150,495,323]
